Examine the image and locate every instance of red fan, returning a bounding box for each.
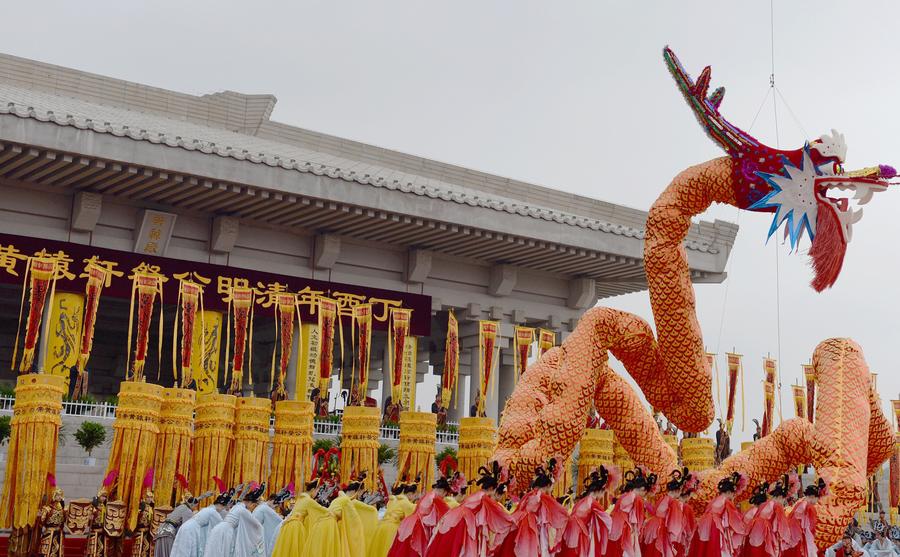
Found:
[175,472,189,491]
[213,475,226,494]
[103,469,119,488]
[47,473,57,488]
[142,468,155,490]
[438,455,458,478]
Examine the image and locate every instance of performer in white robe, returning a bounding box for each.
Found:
[251,504,282,557]
[203,484,266,557]
[170,506,223,557]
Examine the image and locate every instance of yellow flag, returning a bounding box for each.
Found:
[191,310,223,395]
[43,292,84,387]
[295,323,321,400]
[401,336,418,411]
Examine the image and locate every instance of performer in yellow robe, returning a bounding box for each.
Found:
[300,473,367,557]
[366,483,416,557]
[271,479,328,557]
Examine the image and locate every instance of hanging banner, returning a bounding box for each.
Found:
[127,265,167,382]
[401,336,418,412]
[0,233,430,336]
[269,292,297,403]
[226,286,254,394]
[389,308,412,404]
[295,323,320,401]
[43,292,84,388]
[792,384,806,420]
[803,364,815,423]
[352,304,373,404]
[706,352,721,414]
[173,277,206,387]
[538,329,555,358]
[440,311,459,410]
[74,258,122,397]
[513,327,534,384]
[725,352,743,434]
[317,297,338,403]
[191,310,223,395]
[761,357,777,437]
[14,257,58,373]
[477,321,499,417]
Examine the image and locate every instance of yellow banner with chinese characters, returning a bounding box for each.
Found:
[401,336,418,412]
[295,323,321,401]
[43,292,85,388]
[191,310,222,395]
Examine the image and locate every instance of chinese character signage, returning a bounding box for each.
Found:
[134,210,177,256]
[0,232,430,336]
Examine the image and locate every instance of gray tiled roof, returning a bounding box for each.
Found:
[0,81,722,253]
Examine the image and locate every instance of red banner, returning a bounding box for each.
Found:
[760,358,777,437]
[803,364,815,423]
[514,327,534,384]
[725,352,742,433]
[317,298,338,403]
[352,304,373,405]
[538,329,555,358]
[477,321,499,417]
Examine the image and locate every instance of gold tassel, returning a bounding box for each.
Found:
[154,388,195,506]
[190,394,236,496]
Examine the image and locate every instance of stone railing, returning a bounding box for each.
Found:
[0,395,460,445]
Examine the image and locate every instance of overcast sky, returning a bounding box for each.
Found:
[4,1,900,443]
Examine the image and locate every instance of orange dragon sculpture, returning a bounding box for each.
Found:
[494,47,898,546]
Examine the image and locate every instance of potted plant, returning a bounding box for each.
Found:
[74,421,106,466]
[378,443,397,466]
[0,415,10,463]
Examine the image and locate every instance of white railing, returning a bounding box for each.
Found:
[0,395,461,444]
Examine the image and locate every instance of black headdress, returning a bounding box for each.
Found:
[215,487,235,506]
[769,474,790,498]
[476,461,510,494]
[666,467,689,492]
[804,477,828,498]
[243,482,266,503]
[748,482,769,505]
[346,471,368,493]
[433,475,452,492]
[717,472,744,494]
[402,474,421,495]
[531,458,558,489]
[620,466,657,494]
[271,484,294,505]
[581,466,611,497]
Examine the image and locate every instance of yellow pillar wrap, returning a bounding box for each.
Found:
[105,381,163,531]
[190,394,236,496]
[340,406,380,491]
[457,417,496,493]
[269,400,314,492]
[230,397,271,486]
[740,441,755,452]
[42,292,84,388]
[191,310,223,395]
[681,437,716,472]
[575,429,615,494]
[613,434,634,486]
[295,324,320,400]
[0,374,65,529]
[552,458,573,498]
[153,388,195,507]
[663,433,680,463]
[397,411,437,490]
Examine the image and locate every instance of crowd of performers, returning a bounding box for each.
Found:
[32,451,900,557]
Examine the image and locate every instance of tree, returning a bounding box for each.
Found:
[74,421,107,457]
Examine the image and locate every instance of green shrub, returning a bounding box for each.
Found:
[378,444,396,465]
[74,421,107,457]
[0,415,10,445]
[312,438,336,455]
[0,383,15,398]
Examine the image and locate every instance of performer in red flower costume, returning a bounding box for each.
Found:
[557,466,616,557]
[607,466,656,557]
[676,473,699,556]
[387,474,440,557]
[424,461,515,557]
[688,472,747,557]
[782,477,827,557]
[494,458,569,557]
[641,467,698,557]
[739,482,773,557]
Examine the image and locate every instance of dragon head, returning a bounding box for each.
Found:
[664,47,897,292]
[753,138,896,291]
